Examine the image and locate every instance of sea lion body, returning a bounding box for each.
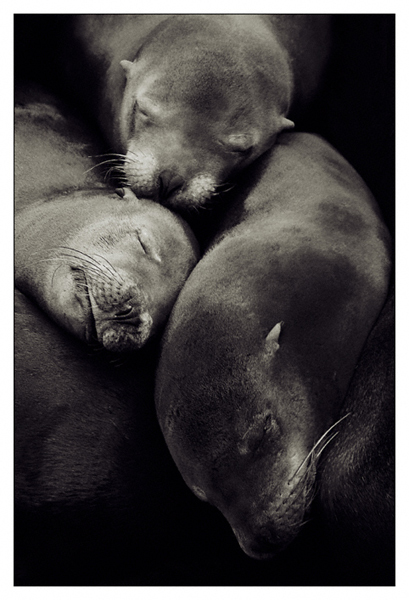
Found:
[155,132,391,559]
[14,83,105,210]
[13,84,198,582]
[64,15,331,209]
[14,288,192,584]
[317,289,394,582]
[15,83,199,351]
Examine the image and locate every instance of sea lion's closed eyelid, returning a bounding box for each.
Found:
[136,101,149,118]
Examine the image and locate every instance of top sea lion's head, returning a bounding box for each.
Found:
[118,15,294,211]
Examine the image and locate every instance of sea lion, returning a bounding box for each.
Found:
[15,82,199,351]
[13,284,330,586]
[154,132,391,560]
[316,288,394,584]
[62,15,331,209]
[14,81,106,211]
[14,84,200,584]
[14,287,202,585]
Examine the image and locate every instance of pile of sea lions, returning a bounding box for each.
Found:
[14,15,394,585]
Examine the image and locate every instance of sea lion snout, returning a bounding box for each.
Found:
[86,273,153,352]
[232,523,290,560]
[123,143,221,209]
[224,462,315,560]
[158,170,185,200]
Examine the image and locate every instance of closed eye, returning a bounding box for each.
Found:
[138,105,149,119]
[135,100,153,122]
[218,140,253,157]
[136,231,147,254]
[129,101,151,133]
[230,146,253,156]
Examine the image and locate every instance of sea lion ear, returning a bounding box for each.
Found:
[192,485,208,502]
[116,187,140,202]
[279,117,295,132]
[120,60,134,76]
[265,321,284,355]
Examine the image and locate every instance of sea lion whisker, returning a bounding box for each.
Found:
[104,167,115,181]
[35,257,70,265]
[83,158,123,175]
[185,202,201,215]
[289,413,351,483]
[91,153,129,159]
[58,246,116,275]
[50,263,64,289]
[127,148,150,162]
[110,356,127,366]
[113,177,129,185]
[315,432,339,459]
[81,250,123,280]
[111,169,128,179]
[92,253,125,283]
[36,257,109,282]
[56,254,114,283]
[298,516,313,528]
[308,413,351,453]
[112,166,128,175]
[214,182,235,194]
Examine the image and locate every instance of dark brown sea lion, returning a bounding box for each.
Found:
[63,15,331,209]
[14,83,199,351]
[316,288,394,584]
[13,84,201,584]
[154,132,391,560]
[14,288,199,585]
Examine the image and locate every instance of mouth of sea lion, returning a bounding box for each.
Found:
[71,265,155,353]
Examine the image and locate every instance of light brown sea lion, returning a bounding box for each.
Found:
[14,82,105,210]
[63,15,331,209]
[15,82,199,352]
[154,132,391,560]
[13,84,201,583]
[16,190,199,352]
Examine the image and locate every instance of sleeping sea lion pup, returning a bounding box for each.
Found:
[65,15,331,209]
[15,82,199,352]
[15,189,199,352]
[154,132,391,559]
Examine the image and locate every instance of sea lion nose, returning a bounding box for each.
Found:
[232,524,289,560]
[158,170,185,199]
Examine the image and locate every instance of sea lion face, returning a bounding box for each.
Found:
[158,323,336,559]
[17,189,199,352]
[118,16,294,210]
